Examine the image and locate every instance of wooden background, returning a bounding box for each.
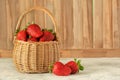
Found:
[0,0,120,57]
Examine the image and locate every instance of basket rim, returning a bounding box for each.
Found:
[14,40,59,44]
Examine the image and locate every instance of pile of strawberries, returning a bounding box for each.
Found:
[50,59,84,76]
[16,23,56,42]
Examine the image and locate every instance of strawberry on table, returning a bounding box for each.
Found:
[65,61,78,74]
[16,30,27,41]
[52,62,71,76]
[27,24,43,38]
[65,59,84,74]
[50,59,84,76]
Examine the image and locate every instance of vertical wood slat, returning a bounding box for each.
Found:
[54,0,63,49]
[103,0,113,48]
[34,0,45,28]
[73,0,83,49]
[7,0,17,49]
[87,0,93,48]
[18,0,26,30]
[25,0,34,24]
[112,0,119,48]
[61,0,74,49]
[0,0,7,49]
[93,0,103,48]
[44,0,54,29]
[6,0,13,49]
[82,0,93,48]
[117,0,120,48]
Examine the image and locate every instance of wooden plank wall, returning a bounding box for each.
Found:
[0,0,120,57]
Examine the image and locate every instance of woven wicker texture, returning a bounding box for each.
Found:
[13,7,60,73]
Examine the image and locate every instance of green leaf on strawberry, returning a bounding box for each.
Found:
[42,28,47,31]
[74,58,77,63]
[47,29,53,33]
[14,28,20,36]
[42,28,53,33]
[79,65,84,71]
[52,32,56,36]
[75,59,84,71]
[49,64,53,73]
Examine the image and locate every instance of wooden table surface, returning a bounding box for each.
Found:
[0,58,120,80]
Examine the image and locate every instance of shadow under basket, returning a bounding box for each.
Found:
[13,7,60,73]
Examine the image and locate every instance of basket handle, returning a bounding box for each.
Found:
[16,6,57,33]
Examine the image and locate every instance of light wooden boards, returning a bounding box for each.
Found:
[0,0,120,58]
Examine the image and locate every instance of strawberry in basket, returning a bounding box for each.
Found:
[27,24,43,38]
[40,29,55,42]
[16,23,56,42]
[27,37,38,42]
[16,30,27,41]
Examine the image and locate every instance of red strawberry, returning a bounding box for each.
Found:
[27,24,43,38]
[39,37,45,42]
[52,62,71,76]
[65,59,84,74]
[27,37,38,42]
[65,61,78,74]
[17,30,27,41]
[39,31,54,42]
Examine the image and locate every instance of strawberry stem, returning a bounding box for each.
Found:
[25,22,31,29]
[74,58,84,72]
[42,28,54,33]
[47,29,53,33]
[14,28,20,36]
[42,28,47,31]
[79,65,84,71]
[74,58,77,63]
[48,64,53,73]
[28,35,32,39]
[26,22,31,27]
[21,22,31,30]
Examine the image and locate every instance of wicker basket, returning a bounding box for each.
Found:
[13,7,60,73]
